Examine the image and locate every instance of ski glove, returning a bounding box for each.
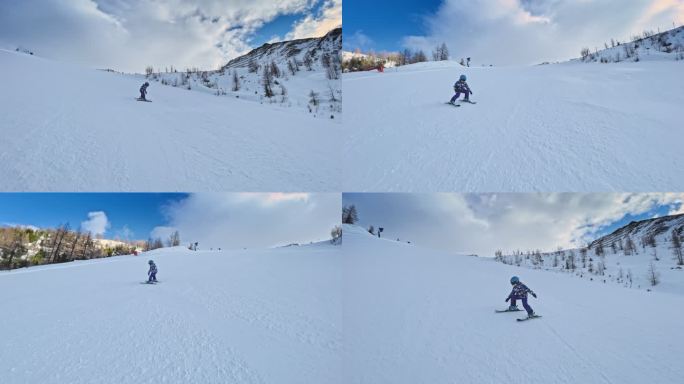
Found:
[505,297,510,302]
[531,293,537,298]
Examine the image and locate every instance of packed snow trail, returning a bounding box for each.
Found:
[342,225,684,384]
[343,61,684,191]
[0,49,339,191]
[0,245,342,384]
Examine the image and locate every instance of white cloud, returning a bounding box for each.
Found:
[344,30,375,51]
[153,193,340,249]
[0,0,338,72]
[345,193,684,257]
[402,0,684,65]
[81,211,110,236]
[286,0,341,40]
[149,226,178,242]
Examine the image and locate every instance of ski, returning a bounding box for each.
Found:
[445,102,461,107]
[460,100,477,104]
[135,98,152,102]
[140,281,160,284]
[517,315,542,322]
[495,308,522,313]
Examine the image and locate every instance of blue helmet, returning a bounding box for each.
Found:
[510,276,519,284]
[459,74,467,81]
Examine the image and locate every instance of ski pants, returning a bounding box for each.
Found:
[450,90,471,103]
[511,297,533,315]
[148,272,157,282]
[140,91,146,100]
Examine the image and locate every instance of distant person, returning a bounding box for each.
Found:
[449,74,473,104]
[147,260,158,283]
[505,276,537,318]
[139,82,150,101]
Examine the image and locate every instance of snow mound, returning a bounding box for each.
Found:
[342,59,684,191]
[0,48,339,191]
[343,224,684,384]
[0,246,342,384]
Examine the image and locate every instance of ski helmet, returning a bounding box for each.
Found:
[148,260,154,264]
[510,276,519,284]
[459,74,467,81]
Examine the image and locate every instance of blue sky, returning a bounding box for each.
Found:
[343,0,442,52]
[0,193,186,240]
[342,193,684,256]
[0,0,341,72]
[0,193,340,249]
[343,0,684,64]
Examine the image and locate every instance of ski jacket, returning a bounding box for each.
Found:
[508,282,534,300]
[140,83,149,95]
[148,263,157,275]
[453,80,471,93]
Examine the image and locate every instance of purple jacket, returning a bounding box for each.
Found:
[508,282,535,300]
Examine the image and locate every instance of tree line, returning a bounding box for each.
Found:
[0,225,182,271]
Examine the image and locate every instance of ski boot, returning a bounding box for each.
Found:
[508,305,519,311]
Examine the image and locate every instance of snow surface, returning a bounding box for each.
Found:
[342,60,684,191]
[0,244,342,384]
[0,49,339,191]
[342,224,684,384]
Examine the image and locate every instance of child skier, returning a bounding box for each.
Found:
[505,276,537,317]
[139,82,150,101]
[449,74,472,104]
[147,260,158,283]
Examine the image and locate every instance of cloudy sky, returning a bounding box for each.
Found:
[344,0,684,64]
[0,0,341,72]
[0,193,340,248]
[343,193,684,257]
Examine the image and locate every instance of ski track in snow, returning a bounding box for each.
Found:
[0,246,342,384]
[343,61,684,191]
[342,225,684,384]
[0,49,339,191]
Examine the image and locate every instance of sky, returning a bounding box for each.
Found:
[0,193,340,249]
[0,0,341,72]
[343,0,684,64]
[342,193,684,257]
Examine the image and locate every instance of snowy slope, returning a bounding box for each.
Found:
[342,60,684,191]
[574,26,684,63]
[0,244,342,384]
[342,224,684,384]
[150,28,341,119]
[500,214,684,295]
[0,48,339,191]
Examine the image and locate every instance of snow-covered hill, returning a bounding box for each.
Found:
[574,25,684,63]
[0,48,339,191]
[342,59,684,191]
[342,224,684,384]
[498,214,684,295]
[0,244,342,384]
[149,28,341,118]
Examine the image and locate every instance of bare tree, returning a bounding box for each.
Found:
[330,226,342,245]
[262,66,274,98]
[672,229,683,265]
[168,231,181,247]
[248,58,259,73]
[231,70,240,92]
[647,261,659,286]
[342,205,359,224]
